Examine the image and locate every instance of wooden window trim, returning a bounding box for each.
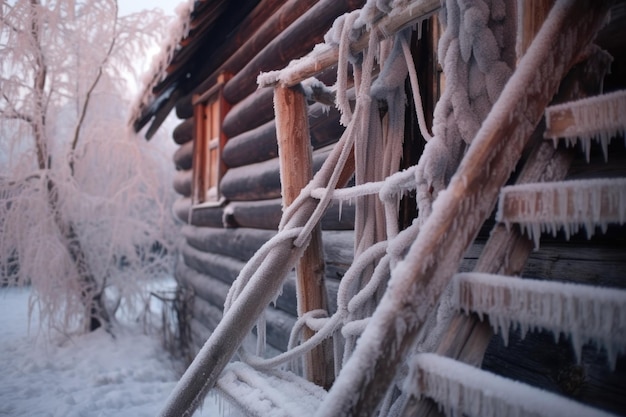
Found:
[190,73,232,207]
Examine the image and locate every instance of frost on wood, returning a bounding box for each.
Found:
[544,90,626,161]
[215,361,326,417]
[409,353,617,417]
[452,272,626,368]
[496,178,626,247]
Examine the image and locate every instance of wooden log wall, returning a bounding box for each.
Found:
[168,1,363,356]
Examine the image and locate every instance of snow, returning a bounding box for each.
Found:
[0,285,227,417]
[453,272,626,369]
[409,353,617,417]
[215,361,326,417]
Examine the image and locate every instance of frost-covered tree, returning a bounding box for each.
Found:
[0,0,176,334]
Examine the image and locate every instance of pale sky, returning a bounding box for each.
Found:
[118,0,186,16]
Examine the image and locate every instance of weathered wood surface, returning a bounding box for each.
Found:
[222,86,275,139]
[275,84,334,388]
[173,117,194,145]
[222,103,344,168]
[176,261,231,309]
[224,198,355,230]
[220,147,332,201]
[182,225,276,261]
[173,141,193,170]
[192,295,223,335]
[318,4,611,415]
[176,0,321,118]
[181,242,244,285]
[162,0,289,106]
[188,204,225,228]
[407,44,614,417]
[222,0,366,104]
[259,0,440,89]
[173,169,192,197]
[482,329,626,416]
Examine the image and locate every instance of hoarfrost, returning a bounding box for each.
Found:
[453,272,626,368]
[408,353,617,417]
[497,178,626,247]
[544,89,626,162]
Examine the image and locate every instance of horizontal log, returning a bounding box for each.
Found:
[222,0,365,104]
[182,241,244,285]
[190,317,213,350]
[227,197,355,230]
[173,197,191,223]
[173,141,194,170]
[176,261,231,309]
[263,305,297,352]
[176,0,320,118]
[182,225,276,262]
[222,86,275,139]
[192,295,223,335]
[221,147,331,201]
[173,117,194,145]
[189,204,226,228]
[173,169,192,197]
[182,224,354,271]
[223,102,344,168]
[259,0,440,89]
[223,119,278,168]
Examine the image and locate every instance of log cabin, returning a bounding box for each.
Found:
[131,0,626,416]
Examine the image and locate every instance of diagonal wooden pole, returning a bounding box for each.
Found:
[315,1,612,415]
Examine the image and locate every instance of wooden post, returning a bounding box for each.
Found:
[274,84,334,389]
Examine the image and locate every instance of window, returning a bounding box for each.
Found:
[191,73,231,206]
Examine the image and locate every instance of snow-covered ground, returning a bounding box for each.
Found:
[0,285,226,417]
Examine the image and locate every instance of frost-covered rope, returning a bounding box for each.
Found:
[226,0,515,386]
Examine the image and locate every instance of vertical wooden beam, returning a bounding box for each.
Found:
[191,98,208,206]
[274,84,334,389]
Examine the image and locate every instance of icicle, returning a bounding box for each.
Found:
[409,353,616,417]
[497,178,626,248]
[544,90,626,163]
[452,272,626,369]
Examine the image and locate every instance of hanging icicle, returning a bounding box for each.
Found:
[497,178,626,247]
[545,89,626,162]
[408,353,617,417]
[452,272,626,368]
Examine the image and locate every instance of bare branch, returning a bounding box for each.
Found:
[70,0,119,161]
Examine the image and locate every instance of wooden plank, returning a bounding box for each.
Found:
[410,48,612,417]
[544,89,626,144]
[319,3,611,416]
[223,0,365,104]
[173,141,194,170]
[275,84,334,388]
[497,178,626,233]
